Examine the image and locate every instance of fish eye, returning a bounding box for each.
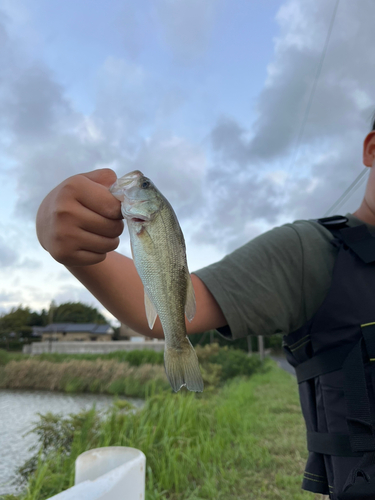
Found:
[141,180,150,189]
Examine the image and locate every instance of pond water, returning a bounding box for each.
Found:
[0,390,143,497]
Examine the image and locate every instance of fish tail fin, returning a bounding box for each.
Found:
[164,338,204,393]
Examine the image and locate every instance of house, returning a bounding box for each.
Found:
[33,323,114,342]
[118,323,162,342]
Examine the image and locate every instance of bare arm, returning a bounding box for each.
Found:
[68,253,227,338]
[36,169,227,337]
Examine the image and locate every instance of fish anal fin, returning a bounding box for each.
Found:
[185,273,196,322]
[144,289,158,330]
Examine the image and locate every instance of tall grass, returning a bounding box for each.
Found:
[7,362,324,500]
[34,349,164,366]
[0,359,169,397]
[0,345,264,397]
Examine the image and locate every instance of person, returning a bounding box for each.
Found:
[36,123,375,500]
[35,124,375,342]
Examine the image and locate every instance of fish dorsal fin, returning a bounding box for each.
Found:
[144,288,158,330]
[185,273,196,322]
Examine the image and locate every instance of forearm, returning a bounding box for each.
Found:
[67,251,164,337]
[35,168,227,336]
[67,251,227,337]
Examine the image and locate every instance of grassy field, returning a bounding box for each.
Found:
[3,361,326,500]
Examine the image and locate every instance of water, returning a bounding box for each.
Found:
[0,390,143,497]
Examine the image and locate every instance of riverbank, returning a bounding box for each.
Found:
[0,390,121,497]
[2,361,321,500]
[0,345,264,398]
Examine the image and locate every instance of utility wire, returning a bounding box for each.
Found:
[288,0,340,175]
[324,167,368,216]
[284,0,367,218]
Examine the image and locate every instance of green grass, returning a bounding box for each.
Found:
[0,349,26,365]
[5,361,325,500]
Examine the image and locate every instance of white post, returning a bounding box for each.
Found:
[258,335,264,362]
[45,447,146,500]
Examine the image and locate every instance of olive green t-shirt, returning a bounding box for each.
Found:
[193,213,375,340]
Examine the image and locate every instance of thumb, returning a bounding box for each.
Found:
[81,168,118,188]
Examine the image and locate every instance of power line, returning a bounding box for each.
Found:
[288,0,340,175]
[324,167,368,216]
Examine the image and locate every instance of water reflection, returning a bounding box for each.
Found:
[0,390,142,496]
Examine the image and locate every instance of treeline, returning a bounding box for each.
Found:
[0,302,107,350]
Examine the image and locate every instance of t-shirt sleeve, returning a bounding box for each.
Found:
[193,224,305,340]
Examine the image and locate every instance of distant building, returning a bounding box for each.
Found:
[33,323,114,342]
[119,323,162,342]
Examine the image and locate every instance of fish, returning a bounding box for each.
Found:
[110,170,204,393]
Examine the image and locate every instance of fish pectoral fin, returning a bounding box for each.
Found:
[184,272,196,322]
[144,288,158,330]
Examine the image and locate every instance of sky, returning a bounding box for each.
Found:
[0,0,375,323]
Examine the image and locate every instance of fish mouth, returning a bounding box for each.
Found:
[130,216,149,223]
[109,170,144,200]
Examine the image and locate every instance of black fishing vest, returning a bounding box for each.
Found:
[283,215,375,500]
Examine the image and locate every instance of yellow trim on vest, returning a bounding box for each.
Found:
[288,334,310,348]
[304,471,326,479]
[290,339,310,352]
[303,475,327,484]
[361,322,375,327]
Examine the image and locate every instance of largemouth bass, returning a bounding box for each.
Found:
[110,170,204,393]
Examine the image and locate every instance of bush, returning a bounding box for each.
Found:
[190,331,283,353]
[121,349,163,366]
[0,341,25,352]
[210,347,263,379]
[196,343,264,382]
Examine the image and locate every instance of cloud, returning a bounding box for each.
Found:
[155,0,219,62]
[14,131,114,217]
[5,64,74,142]
[195,0,375,252]
[52,284,118,324]
[128,134,207,219]
[0,290,22,310]
[248,0,375,161]
[2,0,375,280]
[0,237,18,267]
[18,257,42,270]
[0,30,192,220]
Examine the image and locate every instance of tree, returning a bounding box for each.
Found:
[0,306,48,338]
[52,302,106,324]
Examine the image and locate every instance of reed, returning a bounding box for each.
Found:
[0,359,169,397]
[0,344,264,397]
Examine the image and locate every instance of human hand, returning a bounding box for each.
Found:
[36,169,124,266]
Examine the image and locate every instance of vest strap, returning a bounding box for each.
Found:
[307,431,362,457]
[339,225,375,264]
[317,216,375,263]
[343,337,375,452]
[295,343,353,383]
